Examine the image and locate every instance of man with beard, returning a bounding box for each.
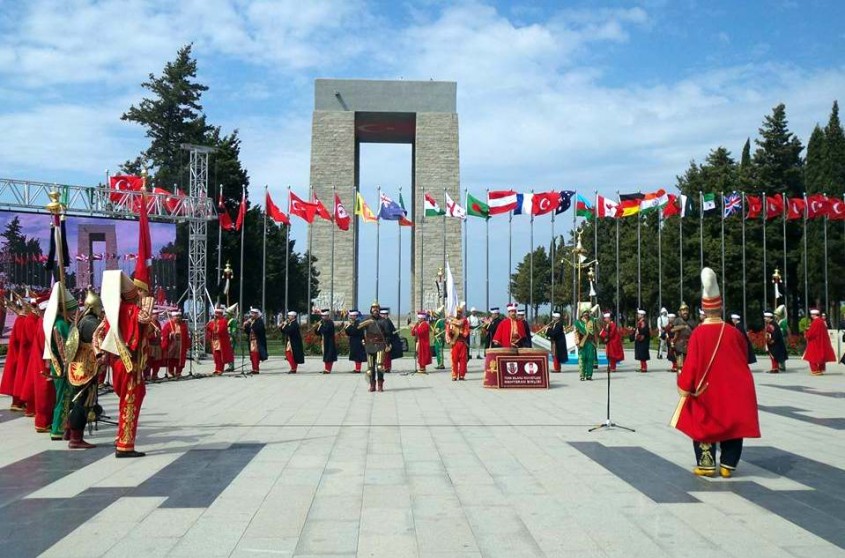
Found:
[599,312,623,372]
[671,303,696,373]
[360,302,390,392]
[280,311,304,374]
[161,311,190,378]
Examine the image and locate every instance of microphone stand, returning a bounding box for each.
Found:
[589,359,635,433]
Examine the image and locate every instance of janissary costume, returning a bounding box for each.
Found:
[244,308,268,374]
[730,314,757,365]
[491,304,530,348]
[206,307,234,375]
[410,312,432,373]
[673,268,760,478]
[344,310,366,373]
[599,312,624,372]
[360,302,390,392]
[803,309,836,375]
[27,296,54,432]
[431,311,446,370]
[447,306,471,381]
[546,312,568,372]
[485,308,503,353]
[634,309,651,372]
[657,308,670,359]
[377,308,401,373]
[1,301,32,411]
[44,285,80,442]
[663,313,677,370]
[574,307,597,381]
[12,303,40,416]
[316,309,337,374]
[144,311,163,380]
[281,311,304,373]
[516,309,532,347]
[161,311,190,377]
[670,303,696,373]
[763,311,787,373]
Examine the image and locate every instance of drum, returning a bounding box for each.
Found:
[484,348,517,388]
[517,347,549,357]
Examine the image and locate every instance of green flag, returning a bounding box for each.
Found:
[466,192,489,218]
[701,192,716,213]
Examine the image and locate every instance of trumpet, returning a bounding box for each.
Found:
[358,317,376,329]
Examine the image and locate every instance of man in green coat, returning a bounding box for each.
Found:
[45,286,80,440]
[574,307,597,381]
[431,309,446,370]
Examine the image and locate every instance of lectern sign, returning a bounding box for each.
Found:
[484,349,549,389]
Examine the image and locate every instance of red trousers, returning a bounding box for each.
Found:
[382,353,391,372]
[639,360,648,371]
[32,372,55,431]
[552,355,560,372]
[250,351,260,372]
[809,362,826,373]
[354,361,361,372]
[286,349,297,371]
[769,356,780,371]
[609,359,618,372]
[324,361,333,372]
[451,342,468,379]
[213,351,225,373]
[112,361,146,452]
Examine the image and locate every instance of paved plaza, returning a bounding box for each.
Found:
[1,351,843,558]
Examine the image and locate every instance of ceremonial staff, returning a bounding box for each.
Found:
[46,189,69,321]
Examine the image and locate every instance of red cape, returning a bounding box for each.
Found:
[12,313,38,402]
[599,321,625,361]
[411,321,432,366]
[675,321,760,443]
[803,318,836,363]
[161,319,190,369]
[206,317,234,363]
[492,317,529,348]
[0,314,24,397]
[21,316,45,403]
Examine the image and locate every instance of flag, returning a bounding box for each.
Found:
[765,194,784,220]
[217,192,235,231]
[701,193,717,213]
[466,192,490,218]
[829,197,845,221]
[663,194,681,218]
[109,175,144,203]
[313,195,332,221]
[134,191,152,292]
[786,197,805,220]
[266,192,290,225]
[152,187,181,214]
[513,193,533,216]
[723,192,741,218]
[333,194,350,230]
[445,259,458,318]
[597,195,620,218]
[575,194,594,218]
[807,193,830,219]
[487,190,518,215]
[619,192,644,217]
[397,193,414,226]
[746,195,762,219]
[91,253,103,261]
[75,253,88,262]
[355,192,378,223]
[424,193,445,217]
[680,194,697,218]
[290,191,318,223]
[532,191,560,216]
[555,190,574,215]
[235,190,247,231]
[445,192,466,219]
[378,193,406,221]
[640,189,668,213]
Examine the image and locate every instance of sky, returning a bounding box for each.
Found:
[1,0,844,314]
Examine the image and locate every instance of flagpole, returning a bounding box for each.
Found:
[420,193,424,312]
[262,185,268,316]
[398,186,403,322]
[720,191,725,318]
[781,192,787,313]
[658,203,662,315]
[331,185,336,315]
[463,187,467,305]
[550,207,555,313]
[762,193,767,312]
[803,193,808,316]
[376,185,381,303]
[679,203,684,302]
[742,193,747,322]
[615,191,620,324]
[593,191,598,287]
[824,194,829,316]
[217,183,223,305]
[238,185,246,371]
[572,190,577,323]
[285,186,291,313]
[485,188,490,312]
[699,191,704,270]
[530,190,534,322]
[307,186,313,318]
[442,188,447,309]
[508,211,512,302]
[637,195,642,310]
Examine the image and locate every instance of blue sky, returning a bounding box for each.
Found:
[1,0,844,313]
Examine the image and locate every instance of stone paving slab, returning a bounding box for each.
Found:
[0,350,843,557]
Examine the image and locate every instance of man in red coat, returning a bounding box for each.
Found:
[599,312,624,372]
[12,302,41,416]
[410,312,432,374]
[491,304,530,348]
[674,267,760,478]
[25,296,52,432]
[803,309,835,375]
[206,307,234,375]
[1,303,28,411]
[161,311,190,378]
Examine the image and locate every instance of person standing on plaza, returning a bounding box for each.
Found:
[468,307,482,359]
[343,310,366,373]
[657,307,670,359]
[730,313,757,365]
[27,295,54,433]
[634,309,651,372]
[145,310,163,381]
[280,311,304,374]
[244,308,268,374]
[45,285,79,442]
[516,309,533,347]
[764,311,787,373]
[485,307,503,355]
[206,307,234,375]
[447,305,471,381]
[673,267,760,478]
[803,308,835,375]
[599,312,624,372]
[64,288,103,449]
[671,303,696,373]
[546,311,568,373]
[664,313,677,371]
[161,311,190,378]
[360,302,389,392]
[491,304,530,348]
[431,308,446,370]
[411,311,432,374]
[574,306,597,381]
[316,309,337,374]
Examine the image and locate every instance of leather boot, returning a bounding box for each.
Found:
[68,429,97,449]
[377,380,384,392]
[369,382,376,392]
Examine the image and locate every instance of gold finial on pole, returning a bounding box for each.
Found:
[46,189,68,319]
[223,261,234,307]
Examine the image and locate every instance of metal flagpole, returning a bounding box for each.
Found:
[463,187,467,305]
[637,202,642,310]
[762,193,767,312]
[262,185,267,315]
[398,186,403,321]
[238,185,246,371]
[486,188,490,312]
[217,183,223,304]
[551,208,555,312]
[679,207,684,302]
[442,187,447,299]
[376,185,381,302]
[742,193,747,322]
[721,191,725,318]
[824,196,829,316]
[572,190,577,320]
[307,186,313,318]
[285,186,291,312]
[803,193,808,316]
[699,191,704,270]
[508,211,512,301]
[420,192,424,311]
[658,206,662,315]
[594,191,599,286]
[781,192,787,313]
[530,190,534,322]
[330,185,336,315]
[615,191,620,324]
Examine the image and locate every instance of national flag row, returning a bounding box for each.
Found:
[108,175,185,214]
[6,253,177,264]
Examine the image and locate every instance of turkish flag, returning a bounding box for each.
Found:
[235,191,247,231]
[807,193,830,219]
[662,194,681,218]
[531,191,560,216]
[152,187,182,214]
[289,192,318,223]
[829,198,845,221]
[109,175,144,203]
[746,195,762,219]
[786,197,805,220]
[313,195,332,221]
[334,194,350,231]
[218,192,235,231]
[765,194,784,220]
[266,192,290,225]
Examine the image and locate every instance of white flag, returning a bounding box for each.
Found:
[445,259,459,317]
[445,192,466,219]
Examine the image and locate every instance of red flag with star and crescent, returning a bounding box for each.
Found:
[217,191,235,231]
[266,192,290,225]
[745,195,762,219]
[807,194,830,219]
[531,191,561,216]
[829,197,845,221]
[334,194,350,231]
[289,191,318,223]
[234,190,247,231]
[313,195,332,221]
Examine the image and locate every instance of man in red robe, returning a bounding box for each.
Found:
[1,302,28,411]
[674,268,760,478]
[599,312,624,372]
[12,301,41,416]
[411,312,432,374]
[25,295,52,432]
[803,309,835,375]
[161,311,190,377]
[206,307,234,375]
[491,304,530,348]
[447,306,471,381]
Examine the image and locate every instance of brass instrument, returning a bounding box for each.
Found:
[358,317,376,330]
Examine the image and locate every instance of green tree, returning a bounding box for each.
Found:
[824,100,845,190]
[805,125,827,194]
[510,246,550,319]
[752,103,804,196]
